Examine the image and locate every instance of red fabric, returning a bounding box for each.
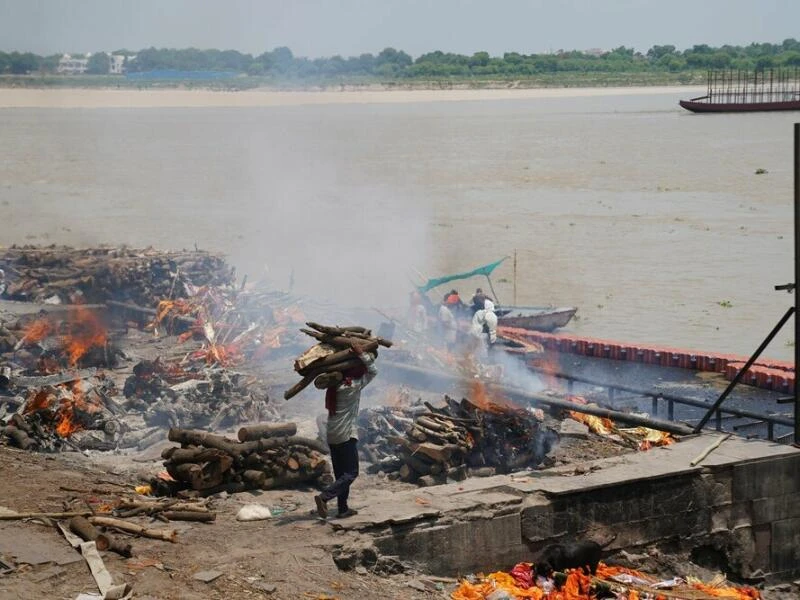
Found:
[446,294,461,305]
[509,563,534,589]
[325,386,338,416]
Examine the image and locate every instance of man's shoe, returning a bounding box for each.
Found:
[335,508,358,519]
[314,494,328,518]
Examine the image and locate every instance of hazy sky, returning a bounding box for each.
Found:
[1,0,797,57]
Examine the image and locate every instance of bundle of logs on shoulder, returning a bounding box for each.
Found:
[358,396,559,486]
[284,322,392,400]
[156,422,332,497]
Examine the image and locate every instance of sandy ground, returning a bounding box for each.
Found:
[0,85,706,108]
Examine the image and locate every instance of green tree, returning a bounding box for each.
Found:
[87,52,110,74]
[647,45,676,60]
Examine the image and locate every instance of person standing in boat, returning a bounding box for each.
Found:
[470,288,494,315]
[471,298,498,353]
[438,299,458,349]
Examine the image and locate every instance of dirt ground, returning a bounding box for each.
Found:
[0,301,793,600]
[0,431,634,600]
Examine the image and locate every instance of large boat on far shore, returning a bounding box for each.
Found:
[680,68,800,113]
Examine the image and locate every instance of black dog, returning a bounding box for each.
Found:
[535,535,617,577]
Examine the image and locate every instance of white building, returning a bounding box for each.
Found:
[109,54,126,74]
[57,54,89,74]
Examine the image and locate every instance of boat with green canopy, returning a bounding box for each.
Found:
[416,258,577,333]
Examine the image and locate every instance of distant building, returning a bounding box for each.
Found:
[584,48,606,57]
[109,54,126,74]
[57,54,89,74]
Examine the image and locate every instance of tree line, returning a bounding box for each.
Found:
[3,39,800,78]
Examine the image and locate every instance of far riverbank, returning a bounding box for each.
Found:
[0,85,707,108]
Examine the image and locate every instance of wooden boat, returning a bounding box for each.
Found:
[680,69,800,113]
[680,96,800,113]
[415,258,577,333]
[496,306,577,332]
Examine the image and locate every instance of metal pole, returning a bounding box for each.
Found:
[694,306,795,433]
[795,122,799,445]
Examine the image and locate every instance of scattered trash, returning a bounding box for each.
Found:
[236,504,273,521]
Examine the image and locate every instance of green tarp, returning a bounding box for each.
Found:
[416,258,506,294]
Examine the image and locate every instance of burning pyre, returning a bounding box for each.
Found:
[358,382,559,486]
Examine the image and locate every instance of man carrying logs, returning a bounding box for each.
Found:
[284,321,390,518]
[314,340,377,519]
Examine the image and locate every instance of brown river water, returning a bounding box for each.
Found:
[0,89,796,360]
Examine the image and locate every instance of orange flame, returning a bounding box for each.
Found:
[25,380,103,438]
[468,380,520,415]
[62,306,107,367]
[20,318,53,345]
[54,381,102,438]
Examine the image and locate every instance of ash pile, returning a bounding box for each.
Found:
[357,388,559,486]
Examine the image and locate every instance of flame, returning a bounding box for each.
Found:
[468,380,521,415]
[53,381,102,438]
[19,317,53,346]
[62,306,107,366]
[25,381,103,438]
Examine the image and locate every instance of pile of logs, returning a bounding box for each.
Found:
[0,245,235,306]
[357,396,559,486]
[157,423,332,497]
[123,360,278,430]
[284,322,392,400]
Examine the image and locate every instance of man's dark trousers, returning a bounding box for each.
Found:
[320,438,359,513]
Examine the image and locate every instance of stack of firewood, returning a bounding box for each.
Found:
[0,245,236,306]
[357,396,559,486]
[157,423,332,497]
[284,322,392,400]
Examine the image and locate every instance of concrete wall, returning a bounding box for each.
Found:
[358,438,800,581]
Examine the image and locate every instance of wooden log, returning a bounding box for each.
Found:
[417,473,448,487]
[167,462,203,486]
[88,516,177,542]
[407,427,427,442]
[237,422,297,442]
[416,416,451,432]
[0,510,92,521]
[314,372,342,389]
[260,466,324,490]
[9,414,31,433]
[284,375,314,400]
[69,516,111,551]
[305,322,371,336]
[6,427,34,450]
[300,329,392,349]
[167,429,243,455]
[162,447,226,464]
[468,466,496,478]
[298,344,378,376]
[242,470,266,487]
[244,436,329,456]
[399,451,434,475]
[413,442,461,464]
[197,482,250,497]
[161,511,216,523]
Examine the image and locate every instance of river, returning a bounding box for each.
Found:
[0,88,796,360]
